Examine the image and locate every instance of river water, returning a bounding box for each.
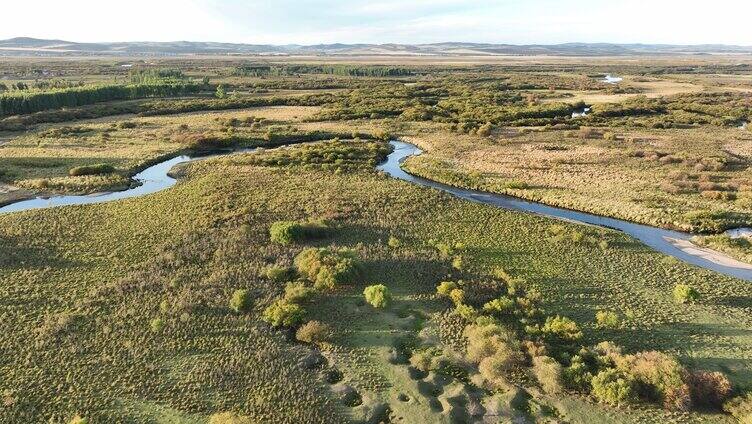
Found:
[377,141,752,281]
[603,74,623,84]
[2,141,751,281]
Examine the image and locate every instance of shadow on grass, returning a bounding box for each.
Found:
[0,232,78,270]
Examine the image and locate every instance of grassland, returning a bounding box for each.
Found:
[1,58,751,423]
[1,139,750,422]
[0,106,321,199]
[401,125,752,233]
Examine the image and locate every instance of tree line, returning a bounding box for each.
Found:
[234,64,414,77]
[0,82,201,117]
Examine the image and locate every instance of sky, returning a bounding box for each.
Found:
[1,0,751,46]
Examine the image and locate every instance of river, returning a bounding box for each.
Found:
[1,140,751,281]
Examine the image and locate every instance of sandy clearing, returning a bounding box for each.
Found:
[665,237,752,270]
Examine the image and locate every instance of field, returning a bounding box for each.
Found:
[401,125,752,233]
[1,57,752,423]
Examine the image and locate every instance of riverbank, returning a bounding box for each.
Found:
[3,138,751,282]
[400,126,752,235]
[382,141,752,281]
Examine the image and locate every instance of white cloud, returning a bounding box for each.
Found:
[0,0,750,45]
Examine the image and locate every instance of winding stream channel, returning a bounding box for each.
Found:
[2,140,751,281]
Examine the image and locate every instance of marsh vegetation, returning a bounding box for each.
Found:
[0,57,751,423]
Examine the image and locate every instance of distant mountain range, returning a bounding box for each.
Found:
[1,37,751,57]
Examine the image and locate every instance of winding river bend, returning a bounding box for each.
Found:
[378,141,752,281]
[2,141,751,281]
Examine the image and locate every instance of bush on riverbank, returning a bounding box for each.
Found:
[68,163,116,176]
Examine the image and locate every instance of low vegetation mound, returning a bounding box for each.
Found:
[269,220,329,245]
[294,247,361,290]
[68,163,115,176]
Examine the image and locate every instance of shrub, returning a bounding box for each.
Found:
[448,288,465,305]
[593,341,624,367]
[595,310,620,329]
[269,220,328,245]
[483,296,515,316]
[387,236,402,248]
[591,369,638,406]
[478,354,515,389]
[562,356,593,392]
[464,322,524,381]
[296,320,332,344]
[150,318,164,333]
[69,415,88,424]
[532,356,563,394]
[409,350,434,372]
[724,393,752,423]
[451,255,464,270]
[284,281,315,303]
[454,304,478,320]
[522,340,548,358]
[294,247,361,290]
[208,412,253,424]
[263,265,295,282]
[541,315,583,342]
[436,281,459,297]
[262,300,305,327]
[229,289,252,313]
[689,371,732,408]
[363,284,391,308]
[373,128,391,140]
[616,351,691,411]
[477,122,493,137]
[673,284,700,304]
[68,163,115,176]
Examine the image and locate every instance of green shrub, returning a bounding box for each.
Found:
[541,315,583,342]
[451,255,464,270]
[262,300,305,327]
[295,320,332,344]
[562,356,593,392]
[483,296,515,316]
[593,341,624,367]
[387,236,402,248]
[724,392,752,423]
[364,284,391,308]
[229,289,252,313]
[436,281,459,297]
[591,369,638,406]
[464,322,524,379]
[68,163,115,176]
[269,220,328,245]
[263,265,296,282]
[409,350,434,372]
[448,288,465,305]
[595,310,621,329]
[269,221,302,245]
[454,304,478,320]
[150,318,164,333]
[616,351,691,411]
[532,356,563,394]
[208,412,253,424]
[69,415,88,424]
[294,247,361,290]
[673,284,700,304]
[284,282,315,303]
